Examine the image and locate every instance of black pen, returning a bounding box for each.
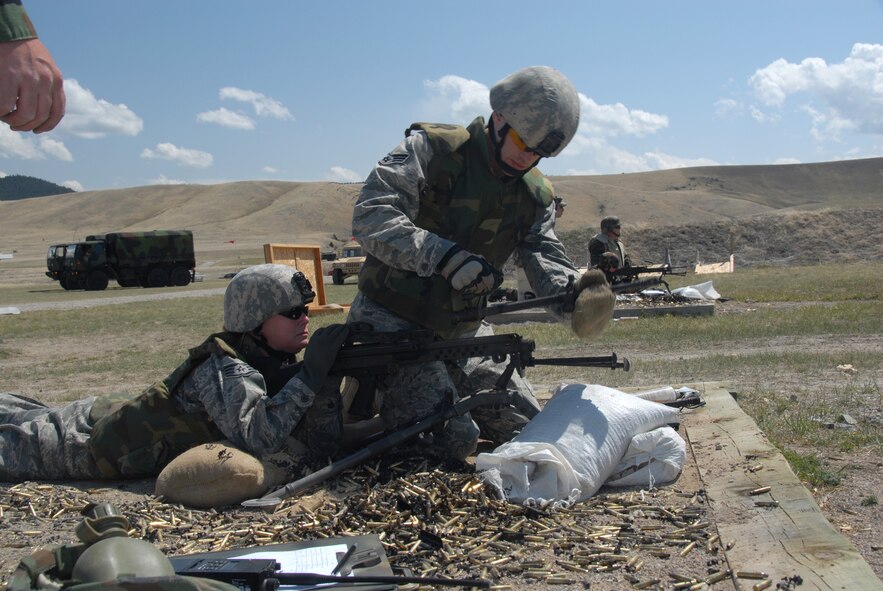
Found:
[331,543,357,575]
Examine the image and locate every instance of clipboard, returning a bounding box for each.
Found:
[169,534,396,591]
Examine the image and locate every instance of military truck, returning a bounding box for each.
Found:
[329,240,365,285]
[46,230,196,291]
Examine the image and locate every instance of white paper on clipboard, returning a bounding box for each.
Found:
[234,543,350,587]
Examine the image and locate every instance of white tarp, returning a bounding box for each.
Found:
[671,280,721,300]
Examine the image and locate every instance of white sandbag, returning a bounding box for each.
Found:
[671,281,720,300]
[605,426,686,488]
[476,384,679,507]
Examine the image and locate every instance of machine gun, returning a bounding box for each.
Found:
[242,324,629,508]
[334,321,628,420]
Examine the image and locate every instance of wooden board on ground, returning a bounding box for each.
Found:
[263,243,349,315]
[684,381,882,590]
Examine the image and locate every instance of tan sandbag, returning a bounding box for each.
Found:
[571,270,615,339]
[155,442,268,508]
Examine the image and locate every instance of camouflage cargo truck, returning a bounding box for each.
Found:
[329,240,365,285]
[46,230,196,291]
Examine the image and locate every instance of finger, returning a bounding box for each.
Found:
[6,84,39,132]
[33,82,65,133]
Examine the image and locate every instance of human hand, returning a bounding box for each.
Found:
[0,38,66,133]
[571,269,615,339]
[298,324,350,392]
[438,246,502,295]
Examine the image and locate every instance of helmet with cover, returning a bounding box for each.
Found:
[601,216,622,232]
[223,264,316,332]
[489,66,580,157]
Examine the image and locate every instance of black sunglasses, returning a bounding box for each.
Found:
[280,306,309,320]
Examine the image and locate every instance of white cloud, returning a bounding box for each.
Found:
[0,124,72,160]
[148,174,188,185]
[0,170,6,177]
[141,142,213,168]
[422,75,491,122]
[38,137,73,161]
[59,79,143,139]
[328,166,363,182]
[62,180,84,191]
[219,87,293,120]
[714,98,740,118]
[578,95,669,139]
[262,166,278,173]
[773,157,802,165]
[750,43,883,137]
[197,107,255,130]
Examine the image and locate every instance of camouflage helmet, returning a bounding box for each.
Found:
[490,66,580,157]
[224,264,316,332]
[601,216,622,231]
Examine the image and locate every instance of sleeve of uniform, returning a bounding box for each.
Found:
[352,132,458,277]
[189,354,316,456]
[517,200,582,316]
[0,1,38,42]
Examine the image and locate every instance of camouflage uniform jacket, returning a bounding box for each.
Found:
[88,333,317,477]
[354,116,580,337]
[0,1,37,42]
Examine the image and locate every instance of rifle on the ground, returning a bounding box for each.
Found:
[242,325,629,508]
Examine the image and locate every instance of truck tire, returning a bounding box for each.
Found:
[170,266,192,286]
[60,276,74,290]
[84,271,109,291]
[147,267,169,288]
[332,268,345,285]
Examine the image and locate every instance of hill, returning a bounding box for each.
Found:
[0,157,880,276]
[0,174,75,200]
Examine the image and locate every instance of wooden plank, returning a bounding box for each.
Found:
[684,382,882,590]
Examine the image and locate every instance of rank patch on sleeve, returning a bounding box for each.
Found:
[379,152,409,166]
[224,361,258,379]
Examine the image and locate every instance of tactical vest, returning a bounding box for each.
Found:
[358,119,553,338]
[86,334,240,478]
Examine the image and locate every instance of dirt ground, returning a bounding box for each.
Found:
[0,295,880,589]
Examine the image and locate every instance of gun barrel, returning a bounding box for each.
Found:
[454,277,662,324]
[531,353,630,371]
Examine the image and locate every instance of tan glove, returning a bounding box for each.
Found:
[571,269,615,339]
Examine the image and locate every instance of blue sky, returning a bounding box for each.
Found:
[2,1,882,192]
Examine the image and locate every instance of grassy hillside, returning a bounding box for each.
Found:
[0,157,880,276]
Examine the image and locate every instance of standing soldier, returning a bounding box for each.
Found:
[348,66,615,461]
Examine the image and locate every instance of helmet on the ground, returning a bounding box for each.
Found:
[224,264,316,332]
[598,252,621,271]
[490,66,580,157]
[601,216,622,231]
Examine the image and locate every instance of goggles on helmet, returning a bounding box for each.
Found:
[291,271,316,305]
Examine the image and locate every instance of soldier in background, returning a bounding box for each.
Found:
[0,264,349,481]
[349,66,615,462]
[588,215,632,270]
[553,195,566,219]
[0,0,66,132]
